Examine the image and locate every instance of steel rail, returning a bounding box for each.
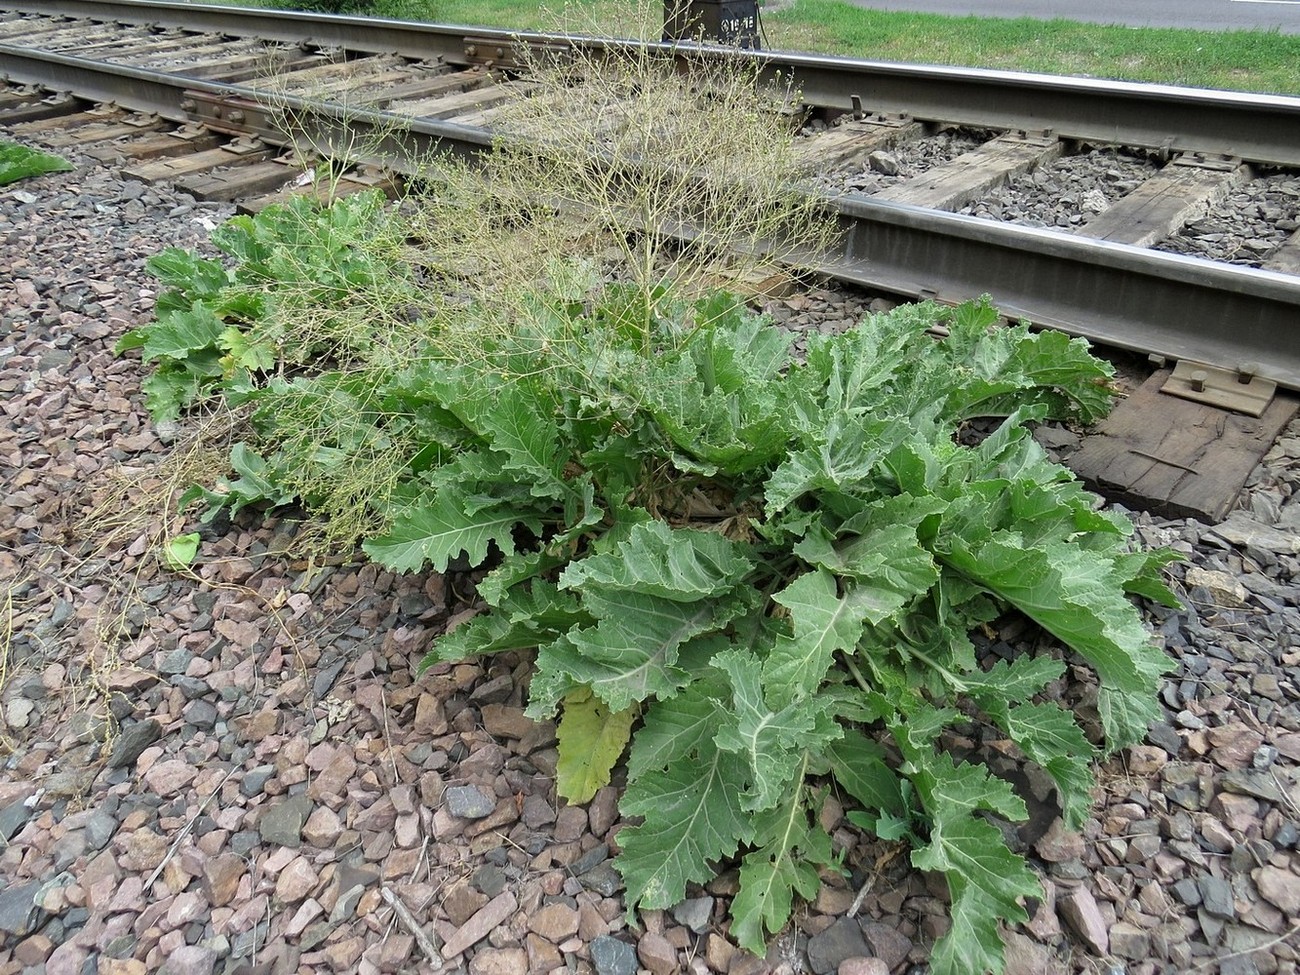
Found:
[0,43,491,163]
[0,0,474,61]
[8,0,1300,165]
[820,199,1300,390]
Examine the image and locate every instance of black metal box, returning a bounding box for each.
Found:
[663,0,760,48]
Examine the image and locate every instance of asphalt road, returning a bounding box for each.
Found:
[839,0,1300,33]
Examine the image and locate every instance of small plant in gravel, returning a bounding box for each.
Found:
[0,139,72,186]
[402,23,836,364]
[115,190,424,554]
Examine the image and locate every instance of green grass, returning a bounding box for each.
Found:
[0,140,72,186]
[223,0,1300,95]
[767,1,1300,95]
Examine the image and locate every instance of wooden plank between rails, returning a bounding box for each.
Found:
[239,169,399,214]
[365,68,487,108]
[72,29,196,60]
[872,133,1063,212]
[86,127,223,163]
[40,115,167,148]
[1075,156,1248,248]
[1070,368,1299,523]
[796,116,924,170]
[0,22,122,47]
[0,89,45,110]
[0,95,83,126]
[391,80,528,121]
[124,143,277,182]
[7,106,124,137]
[176,158,303,201]
[184,49,319,84]
[131,38,254,67]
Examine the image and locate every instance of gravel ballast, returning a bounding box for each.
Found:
[2,143,1300,975]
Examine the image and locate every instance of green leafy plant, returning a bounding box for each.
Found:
[356,290,1175,974]
[0,140,72,186]
[116,22,1174,964]
[115,190,426,555]
[162,532,202,570]
[115,189,414,422]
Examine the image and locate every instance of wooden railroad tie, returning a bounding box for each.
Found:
[1071,368,1298,523]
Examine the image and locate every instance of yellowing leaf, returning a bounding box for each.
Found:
[556,687,637,803]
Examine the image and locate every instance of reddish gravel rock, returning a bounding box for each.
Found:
[1255,863,1300,916]
[274,856,319,903]
[160,944,216,975]
[637,931,681,975]
[1034,817,1085,863]
[469,946,529,975]
[1058,886,1109,956]
[837,960,889,975]
[142,759,198,796]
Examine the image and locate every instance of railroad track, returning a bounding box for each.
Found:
[3,0,1299,519]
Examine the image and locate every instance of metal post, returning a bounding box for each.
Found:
[663,0,760,48]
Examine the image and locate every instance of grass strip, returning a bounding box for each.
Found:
[234,0,1300,96]
[767,1,1300,96]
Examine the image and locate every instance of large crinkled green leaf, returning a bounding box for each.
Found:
[730,776,832,953]
[944,320,1116,424]
[423,449,524,500]
[826,729,907,821]
[529,592,740,714]
[961,656,1064,705]
[0,140,72,185]
[762,568,877,708]
[903,747,1041,975]
[793,518,939,615]
[713,651,841,811]
[362,490,540,573]
[638,304,795,473]
[142,248,231,303]
[618,712,754,911]
[912,811,1041,975]
[141,364,204,422]
[141,301,226,363]
[476,550,570,608]
[765,412,918,514]
[961,658,1096,826]
[940,533,1170,749]
[1113,548,1184,608]
[914,750,1028,823]
[625,678,729,781]
[643,373,789,474]
[1001,702,1096,830]
[560,520,753,602]
[474,384,570,498]
[797,308,917,420]
[688,295,793,389]
[425,581,587,668]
